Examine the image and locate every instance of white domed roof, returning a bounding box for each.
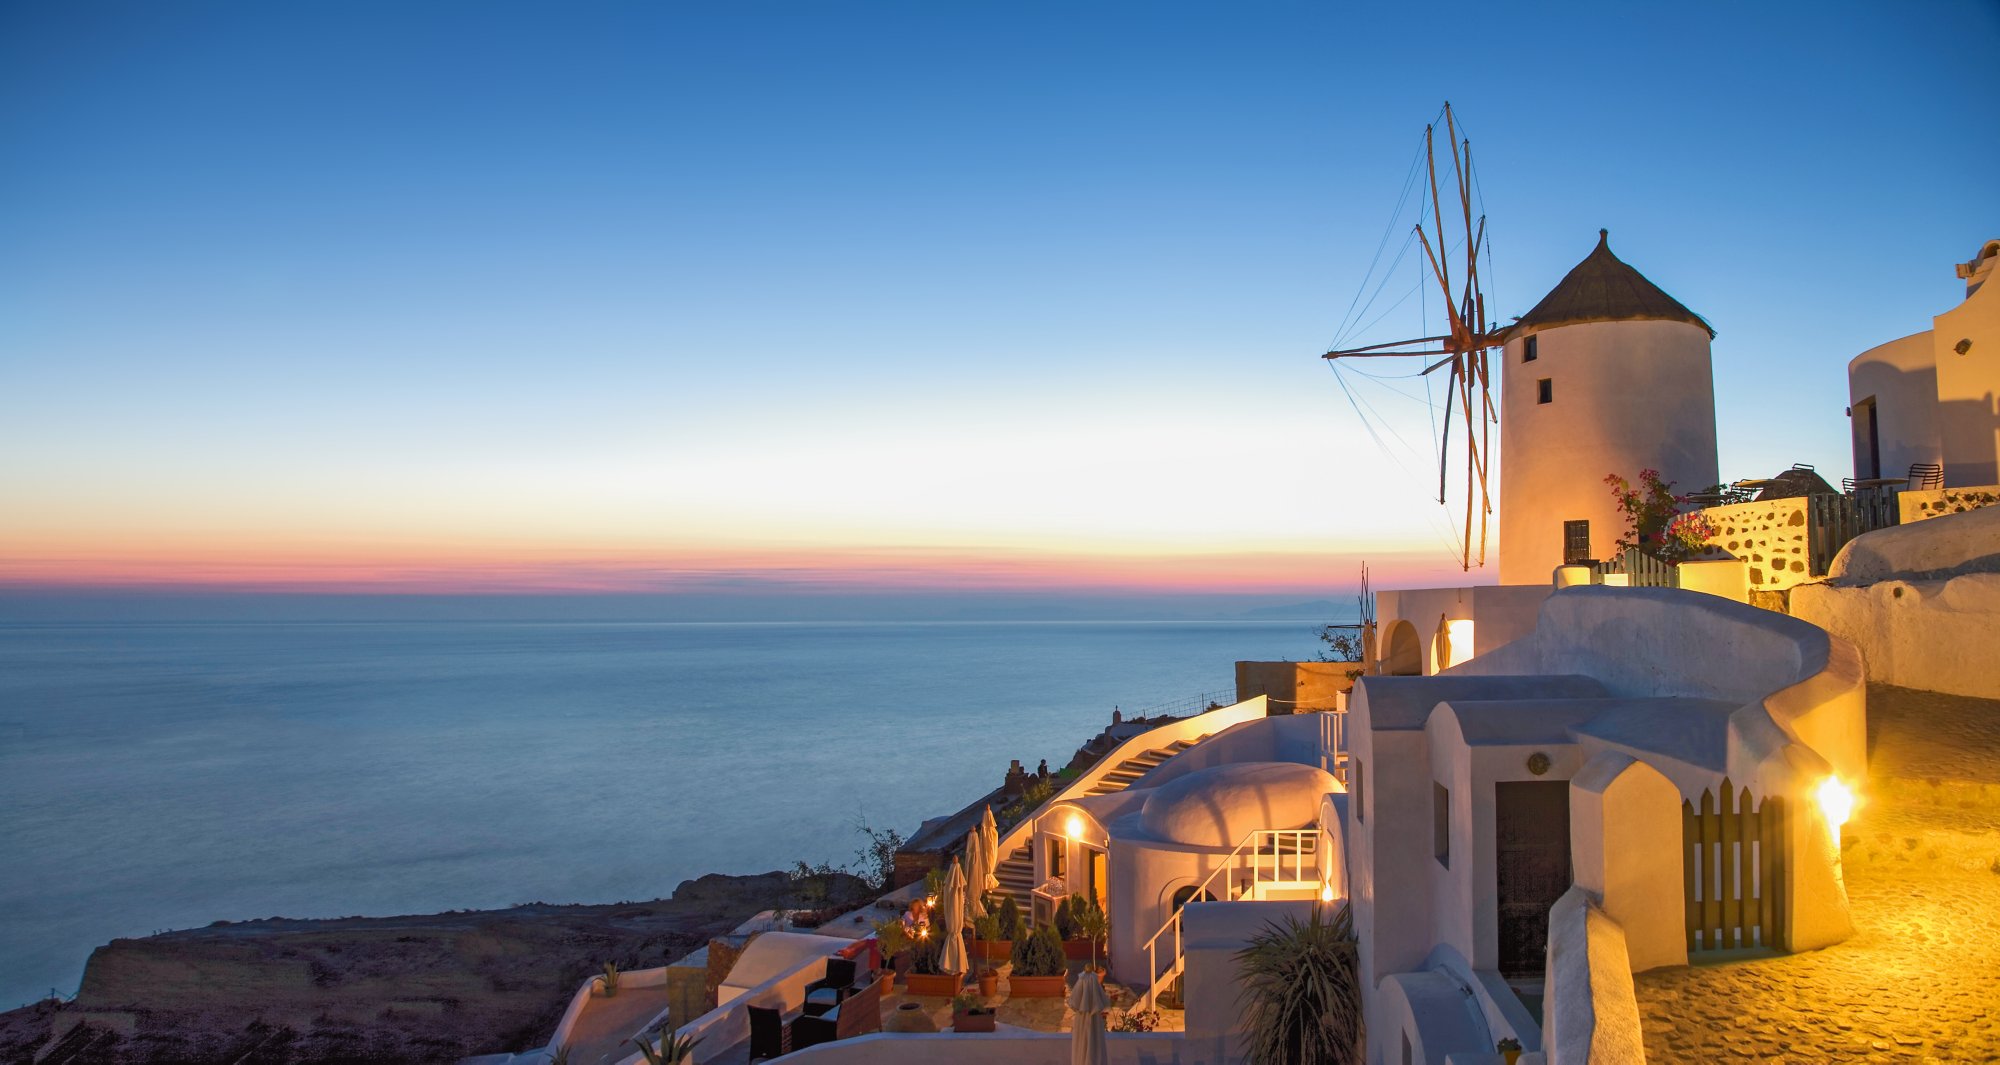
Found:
[1138,762,1339,848]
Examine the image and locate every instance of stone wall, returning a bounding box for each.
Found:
[1897,484,2000,524]
[1234,660,1357,714]
[1695,497,1813,590]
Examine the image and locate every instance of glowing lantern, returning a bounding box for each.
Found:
[1065,813,1085,842]
[1815,777,1854,835]
[1320,884,1335,903]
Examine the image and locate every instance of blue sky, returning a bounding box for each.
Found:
[2,1,1995,599]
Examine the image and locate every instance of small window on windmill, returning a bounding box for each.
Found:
[1564,520,1591,564]
[1537,378,1553,404]
[1523,335,1538,362]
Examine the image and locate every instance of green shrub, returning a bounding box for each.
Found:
[1056,894,1087,939]
[995,895,1024,942]
[1011,924,1065,978]
[910,929,945,975]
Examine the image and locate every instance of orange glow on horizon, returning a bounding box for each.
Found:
[0,539,1476,595]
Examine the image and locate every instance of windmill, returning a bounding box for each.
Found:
[1322,103,1499,571]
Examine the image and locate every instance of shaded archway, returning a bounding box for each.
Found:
[1382,620,1422,676]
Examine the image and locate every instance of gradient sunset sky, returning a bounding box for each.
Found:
[3,2,1996,604]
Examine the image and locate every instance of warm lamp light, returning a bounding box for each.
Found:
[1320,884,1335,903]
[1065,814,1085,842]
[1444,619,1477,669]
[1816,777,1854,834]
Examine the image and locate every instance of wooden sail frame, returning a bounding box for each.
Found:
[1322,103,1497,571]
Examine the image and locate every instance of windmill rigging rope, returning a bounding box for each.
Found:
[1330,127,1429,350]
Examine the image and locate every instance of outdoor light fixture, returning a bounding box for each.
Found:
[1816,776,1854,836]
[1065,813,1085,842]
[1320,883,1335,903]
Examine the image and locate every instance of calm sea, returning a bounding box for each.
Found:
[0,617,1326,1008]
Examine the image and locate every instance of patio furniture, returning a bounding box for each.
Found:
[1909,463,1944,489]
[746,1003,793,1063]
[791,970,883,1050]
[801,956,858,1016]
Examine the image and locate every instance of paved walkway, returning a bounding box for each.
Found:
[1633,686,2000,1063]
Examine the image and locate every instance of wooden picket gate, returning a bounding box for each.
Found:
[1683,778,1787,952]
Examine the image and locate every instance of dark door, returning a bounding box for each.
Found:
[1495,781,1571,977]
[1855,396,1880,480]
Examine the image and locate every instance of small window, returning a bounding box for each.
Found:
[1433,782,1450,868]
[1523,335,1538,362]
[1353,759,1365,824]
[1537,378,1553,404]
[1563,520,1591,564]
[1047,837,1065,879]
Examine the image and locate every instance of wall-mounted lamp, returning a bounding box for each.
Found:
[1816,776,1855,838]
[1955,338,1973,355]
[1065,813,1085,842]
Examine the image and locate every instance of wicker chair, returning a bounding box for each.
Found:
[801,957,857,1017]
[791,972,883,1051]
[747,1003,790,1063]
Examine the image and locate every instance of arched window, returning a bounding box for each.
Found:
[1169,885,1215,913]
[1382,620,1422,676]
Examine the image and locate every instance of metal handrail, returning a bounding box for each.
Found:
[1137,827,1322,1010]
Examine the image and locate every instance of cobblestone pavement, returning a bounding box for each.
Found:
[1633,686,2000,1063]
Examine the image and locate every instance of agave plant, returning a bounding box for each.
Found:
[547,1046,572,1065]
[630,1026,700,1065]
[601,962,619,997]
[1234,903,1362,1065]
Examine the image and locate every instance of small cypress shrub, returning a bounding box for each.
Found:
[1011,923,1066,977]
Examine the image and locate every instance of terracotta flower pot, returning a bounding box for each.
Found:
[1062,939,1096,961]
[879,970,896,996]
[977,971,998,997]
[904,972,963,997]
[952,1008,997,1033]
[972,939,1013,962]
[1008,973,1067,997]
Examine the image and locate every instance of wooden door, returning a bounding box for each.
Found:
[1495,781,1571,977]
[1089,849,1108,913]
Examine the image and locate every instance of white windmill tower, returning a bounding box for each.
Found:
[1493,230,1718,583]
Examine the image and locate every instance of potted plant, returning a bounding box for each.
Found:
[1110,1008,1160,1033]
[1060,894,1100,961]
[597,962,619,998]
[971,912,1002,996]
[951,991,996,1033]
[1235,903,1362,1065]
[873,919,912,994]
[996,896,1024,943]
[1496,1037,1523,1065]
[1075,901,1109,979]
[904,927,963,997]
[1008,924,1067,997]
[972,908,1014,961]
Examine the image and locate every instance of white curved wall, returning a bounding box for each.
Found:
[1498,319,1719,584]
[1848,330,1940,481]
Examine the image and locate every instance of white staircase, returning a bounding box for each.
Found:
[1137,827,1327,1010]
[989,738,1200,912]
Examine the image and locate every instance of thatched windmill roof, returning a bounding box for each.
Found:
[1503,230,1713,341]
